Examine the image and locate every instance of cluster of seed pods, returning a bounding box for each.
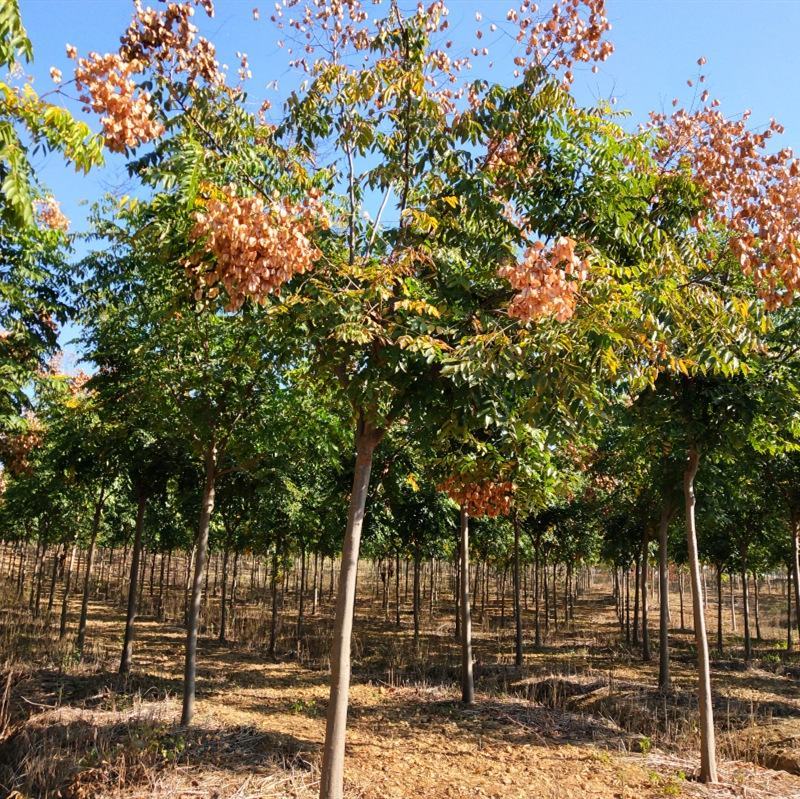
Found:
[35,197,69,232]
[188,186,326,309]
[498,236,589,323]
[68,1,219,153]
[439,476,514,518]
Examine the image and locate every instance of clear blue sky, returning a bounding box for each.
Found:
[19,0,800,230]
[16,0,800,365]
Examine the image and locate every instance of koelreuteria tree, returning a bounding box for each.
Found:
[70,1,800,795]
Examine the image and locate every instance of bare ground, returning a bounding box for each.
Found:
[2,576,800,798]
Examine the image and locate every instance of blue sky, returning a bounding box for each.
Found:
[15,0,800,366]
[20,0,800,230]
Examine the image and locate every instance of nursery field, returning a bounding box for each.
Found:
[3,551,800,799]
[7,0,800,798]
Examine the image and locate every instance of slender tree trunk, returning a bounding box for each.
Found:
[730,570,737,633]
[15,541,25,598]
[533,542,541,648]
[181,442,217,727]
[269,544,279,657]
[741,568,752,663]
[523,560,528,612]
[412,541,421,653]
[625,567,631,643]
[543,559,549,636]
[641,532,651,662]
[459,506,474,705]
[318,422,380,799]
[679,567,685,630]
[156,550,166,620]
[219,546,230,643]
[482,560,488,627]
[77,488,106,658]
[429,558,435,618]
[658,503,673,693]
[313,551,319,616]
[753,573,762,641]
[788,564,794,653]
[716,567,724,656]
[230,549,239,642]
[395,550,401,628]
[184,544,196,627]
[60,534,79,639]
[454,541,460,639]
[46,543,62,617]
[297,545,306,643]
[30,539,44,617]
[138,544,147,603]
[792,511,800,639]
[119,490,147,676]
[633,552,640,646]
[149,549,156,597]
[684,445,717,784]
[499,565,508,629]
[513,513,523,667]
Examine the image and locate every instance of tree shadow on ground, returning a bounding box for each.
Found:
[0,705,318,799]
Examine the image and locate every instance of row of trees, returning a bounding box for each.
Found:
[4,0,800,794]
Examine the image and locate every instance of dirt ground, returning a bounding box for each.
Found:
[2,574,800,799]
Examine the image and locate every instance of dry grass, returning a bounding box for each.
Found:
[1,569,800,798]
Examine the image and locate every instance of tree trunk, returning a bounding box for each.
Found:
[30,539,44,617]
[46,543,62,617]
[454,541,460,639]
[716,567,724,656]
[149,549,156,597]
[459,506,474,705]
[138,544,147,603]
[657,503,673,692]
[513,513,522,667]
[318,421,380,799]
[59,535,79,640]
[792,512,800,639]
[77,488,106,658]
[157,549,166,621]
[219,546,230,643]
[184,544,196,627]
[313,552,319,616]
[543,559,549,636]
[533,542,541,648]
[412,541,421,653]
[119,490,147,676]
[641,532,651,662]
[297,545,306,643]
[679,567,685,630]
[753,573,762,641]
[180,442,217,727]
[788,564,794,653]
[632,552,640,646]
[429,558,436,618]
[395,550,401,628]
[625,567,631,643]
[741,568,752,663]
[684,445,717,784]
[269,544,279,657]
[230,549,239,641]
